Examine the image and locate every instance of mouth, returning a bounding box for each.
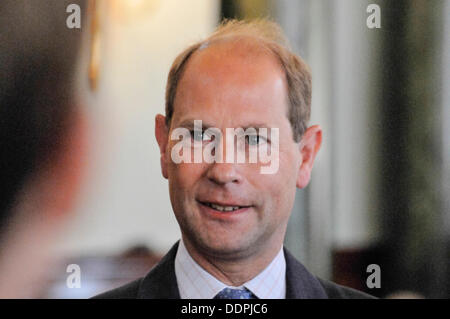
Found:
[198,200,252,213]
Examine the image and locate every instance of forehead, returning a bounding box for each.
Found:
[173,38,289,126]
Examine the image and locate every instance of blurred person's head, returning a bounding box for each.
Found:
[0,0,87,297]
[155,19,321,283]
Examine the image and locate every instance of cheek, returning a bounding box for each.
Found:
[167,163,205,194]
[278,146,301,181]
[269,149,299,208]
[269,176,296,209]
[248,166,296,211]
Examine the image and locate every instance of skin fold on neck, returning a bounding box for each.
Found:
[181,231,285,287]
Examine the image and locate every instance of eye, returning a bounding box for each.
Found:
[191,130,213,142]
[246,134,267,146]
[191,130,203,141]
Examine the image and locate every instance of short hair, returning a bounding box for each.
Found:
[165,19,312,142]
[0,1,85,226]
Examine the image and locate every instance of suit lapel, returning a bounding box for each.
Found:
[137,241,181,299]
[284,248,328,299]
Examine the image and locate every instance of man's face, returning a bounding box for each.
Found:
[157,41,317,260]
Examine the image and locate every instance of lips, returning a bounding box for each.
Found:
[198,200,252,213]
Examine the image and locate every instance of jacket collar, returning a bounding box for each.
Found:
[136,241,327,299]
[137,241,181,299]
[283,247,328,299]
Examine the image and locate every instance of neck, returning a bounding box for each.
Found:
[182,235,283,286]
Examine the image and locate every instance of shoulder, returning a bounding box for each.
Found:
[92,278,143,299]
[283,247,375,299]
[91,242,181,299]
[317,278,377,299]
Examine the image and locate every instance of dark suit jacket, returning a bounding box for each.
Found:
[93,241,374,299]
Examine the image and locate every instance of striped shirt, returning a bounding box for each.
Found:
[174,239,286,299]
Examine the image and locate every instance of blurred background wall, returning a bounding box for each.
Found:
[47,0,449,298]
[55,0,220,257]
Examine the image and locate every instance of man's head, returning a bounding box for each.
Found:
[0,0,86,224]
[165,19,312,143]
[0,0,87,297]
[155,19,321,262]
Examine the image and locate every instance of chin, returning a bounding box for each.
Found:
[195,234,257,259]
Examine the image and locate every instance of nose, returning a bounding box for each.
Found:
[206,162,242,185]
[205,128,244,185]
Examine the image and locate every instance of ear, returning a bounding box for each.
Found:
[155,114,169,179]
[296,125,322,189]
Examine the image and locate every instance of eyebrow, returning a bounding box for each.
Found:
[176,119,214,130]
[240,123,275,130]
[175,119,275,130]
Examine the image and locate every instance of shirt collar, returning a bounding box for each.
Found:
[174,239,286,299]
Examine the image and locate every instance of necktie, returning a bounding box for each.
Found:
[214,287,257,299]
